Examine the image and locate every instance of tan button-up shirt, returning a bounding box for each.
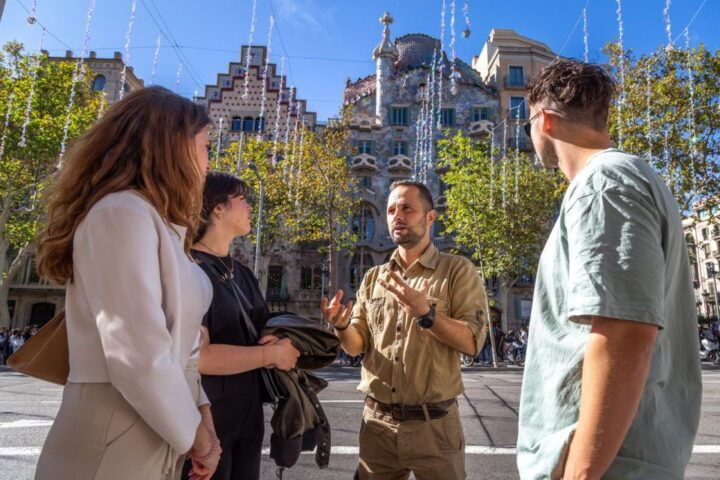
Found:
[350,243,488,405]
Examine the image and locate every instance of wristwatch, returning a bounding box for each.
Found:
[416,304,436,329]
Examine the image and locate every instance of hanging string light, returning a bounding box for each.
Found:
[27,0,37,25]
[150,34,161,84]
[0,93,15,162]
[437,0,446,130]
[449,0,458,96]
[644,65,653,161]
[582,7,589,62]
[489,130,495,208]
[462,0,471,38]
[215,116,224,164]
[257,15,275,141]
[118,0,137,102]
[663,0,673,49]
[685,27,698,189]
[175,61,183,93]
[514,108,520,203]
[59,0,96,160]
[501,113,508,208]
[19,28,45,148]
[242,0,258,100]
[271,56,286,164]
[615,0,626,150]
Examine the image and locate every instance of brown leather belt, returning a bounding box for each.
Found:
[365,396,456,422]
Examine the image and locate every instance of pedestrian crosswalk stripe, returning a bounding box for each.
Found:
[2,445,720,458]
[0,420,54,429]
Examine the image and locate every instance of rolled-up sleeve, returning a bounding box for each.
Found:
[349,270,373,353]
[75,205,201,453]
[449,257,488,356]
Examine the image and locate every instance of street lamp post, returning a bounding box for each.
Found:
[707,263,720,320]
[248,163,264,279]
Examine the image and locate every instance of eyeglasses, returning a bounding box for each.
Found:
[523,109,564,140]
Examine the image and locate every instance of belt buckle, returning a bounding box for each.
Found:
[391,403,405,422]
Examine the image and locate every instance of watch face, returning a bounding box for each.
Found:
[418,316,433,329]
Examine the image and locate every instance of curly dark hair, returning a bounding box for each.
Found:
[527,59,616,130]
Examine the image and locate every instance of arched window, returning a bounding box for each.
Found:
[351,204,375,243]
[242,116,254,132]
[29,302,56,328]
[350,249,374,289]
[255,117,265,132]
[231,116,242,131]
[92,74,106,91]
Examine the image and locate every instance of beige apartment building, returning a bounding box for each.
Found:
[684,201,720,320]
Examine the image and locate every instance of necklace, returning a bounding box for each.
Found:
[197,240,234,281]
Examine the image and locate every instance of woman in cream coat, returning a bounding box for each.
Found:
[35,86,220,480]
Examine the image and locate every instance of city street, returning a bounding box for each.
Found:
[1,365,719,479]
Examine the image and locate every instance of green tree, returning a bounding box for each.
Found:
[211,116,357,294]
[605,42,720,213]
[0,42,103,326]
[438,131,564,328]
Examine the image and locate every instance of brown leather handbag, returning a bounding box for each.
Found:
[6,311,69,385]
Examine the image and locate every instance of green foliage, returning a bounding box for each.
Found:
[605,42,720,212]
[0,41,103,251]
[438,131,564,282]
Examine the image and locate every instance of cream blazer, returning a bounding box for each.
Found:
[64,190,213,453]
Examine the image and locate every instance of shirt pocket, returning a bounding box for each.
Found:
[366,297,386,337]
[427,296,450,315]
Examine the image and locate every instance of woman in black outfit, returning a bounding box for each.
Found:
[185,172,300,480]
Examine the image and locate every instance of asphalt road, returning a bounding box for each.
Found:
[1,365,719,479]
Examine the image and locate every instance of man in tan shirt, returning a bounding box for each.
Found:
[322,181,488,480]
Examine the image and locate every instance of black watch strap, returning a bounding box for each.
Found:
[334,319,351,331]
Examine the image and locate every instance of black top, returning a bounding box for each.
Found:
[192,249,271,409]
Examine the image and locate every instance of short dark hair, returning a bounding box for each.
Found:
[527,59,616,130]
[195,171,250,241]
[389,180,434,212]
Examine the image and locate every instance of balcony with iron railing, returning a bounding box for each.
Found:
[504,75,526,89]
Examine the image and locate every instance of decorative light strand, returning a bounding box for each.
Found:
[59,0,96,160]
[685,27,698,189]
[150,34,161,84]
[663,0,673,49]
[271,55,286,164]
[449,0,458,96]
[241,0,258,100]
[437,0,446,129]
[583,7,589,62]
[175,61,183,92]
[615,0,626,150]
[256,15,275,141]
[19,28,45,148]
[0,93,15,162]
[118,0,137,101]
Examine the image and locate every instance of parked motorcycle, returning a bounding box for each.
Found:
[699,334,720,366]
[504,339,526,366]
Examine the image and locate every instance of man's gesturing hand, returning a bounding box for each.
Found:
[378,271,431,318]
[321,289,354,329]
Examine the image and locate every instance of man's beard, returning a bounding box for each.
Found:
[392,220,427,248]
[537,140,559,169]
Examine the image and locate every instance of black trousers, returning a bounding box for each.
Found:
[182,396,264,480]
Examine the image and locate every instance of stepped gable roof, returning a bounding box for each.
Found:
[344,73,376,104]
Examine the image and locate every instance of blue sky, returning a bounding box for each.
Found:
[1,0,718,121]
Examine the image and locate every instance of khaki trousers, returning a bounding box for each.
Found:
[35,383,185,480]
[356,401,466,480]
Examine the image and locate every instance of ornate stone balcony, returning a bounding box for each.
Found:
[349,113,382,131]
[351,154,379,172]
[468,119,493,137]
[387,154,413,173]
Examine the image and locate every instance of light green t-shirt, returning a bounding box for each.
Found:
[517,149,702,479]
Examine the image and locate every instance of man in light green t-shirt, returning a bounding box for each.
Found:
[518,60,701,479]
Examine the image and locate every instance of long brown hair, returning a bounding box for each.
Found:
[37,86,210,283]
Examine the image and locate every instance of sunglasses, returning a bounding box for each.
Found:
[523,109,564,140]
